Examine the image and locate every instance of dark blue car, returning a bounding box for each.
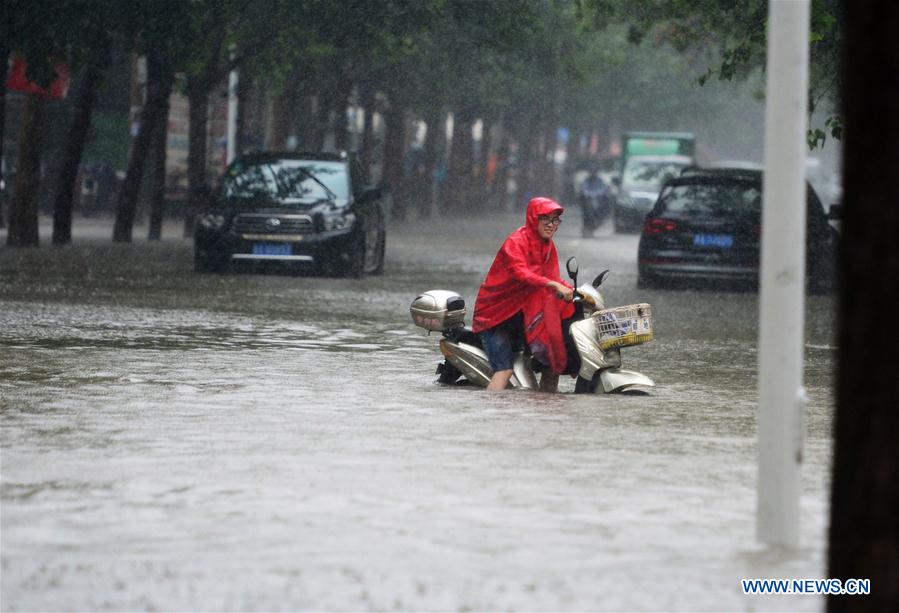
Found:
[637,168,839,293]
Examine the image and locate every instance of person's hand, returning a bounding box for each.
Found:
[548,281,574,302]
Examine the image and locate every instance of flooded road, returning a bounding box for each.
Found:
[1,215,836,611]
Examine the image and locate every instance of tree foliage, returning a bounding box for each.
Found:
[579,0,842,148]
[4,0,842,239]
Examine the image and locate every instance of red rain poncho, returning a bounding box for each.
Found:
[472,197,575,374]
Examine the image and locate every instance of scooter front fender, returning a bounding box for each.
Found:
[598,368,655,393]
[569,318,621,381]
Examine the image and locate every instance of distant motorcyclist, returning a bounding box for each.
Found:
[472,197,574,392]
[578,166,610,238]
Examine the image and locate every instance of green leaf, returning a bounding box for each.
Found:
[807,128,826,150]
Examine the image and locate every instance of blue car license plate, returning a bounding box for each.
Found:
[252,242,292,256]
[693,233,734,248]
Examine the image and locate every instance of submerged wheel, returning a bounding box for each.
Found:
[574,374,598,394]
[436,360,462,384]
[806,250,835,295]
[345,236,366,278]
[370,231,386,276]
[637,269,655,289]
[194,252,224,273]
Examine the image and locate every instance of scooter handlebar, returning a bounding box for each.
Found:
[571,291,596,308]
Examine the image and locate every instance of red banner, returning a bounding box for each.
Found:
[6,56,70,99]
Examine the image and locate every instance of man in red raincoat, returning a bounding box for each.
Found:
[472,197,575,391]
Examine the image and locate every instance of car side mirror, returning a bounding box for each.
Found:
[356,186,382,201]
[827,203,842,220]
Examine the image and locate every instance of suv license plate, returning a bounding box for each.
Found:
[693,233,734,249]
[252,242,292,256]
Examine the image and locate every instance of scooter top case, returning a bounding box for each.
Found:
[410,290,466,332]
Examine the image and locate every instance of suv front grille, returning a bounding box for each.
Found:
[232,213,314,235]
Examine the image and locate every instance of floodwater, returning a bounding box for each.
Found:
[1,214,836,611]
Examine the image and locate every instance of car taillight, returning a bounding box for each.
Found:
[643,217,678,235]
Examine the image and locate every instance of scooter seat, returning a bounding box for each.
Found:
[444,325,483,349]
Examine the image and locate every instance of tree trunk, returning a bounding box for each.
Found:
[333,80,352,153]
[236,66,248,155]
[495,118,513,212]
[827,2,899,612]
[359,82,376,176]
[382,105,406,221]
[311,88,333,152]
[7,93,45,247]
[297,94,317,151]
[0,44,9,189]
[148,96,170,241]
[445,107,473,213]
[280,76,300,150]
[517,120,537,212]
[567,126,582,160]
[113,52,172,242]
[184,76,210,238]
[538,122,557,200]
[265,91,287,150]
[52,53,104,246]
[419,107,441,219]
[468,115,485,211]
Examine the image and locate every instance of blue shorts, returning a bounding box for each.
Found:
[479,313,525,372]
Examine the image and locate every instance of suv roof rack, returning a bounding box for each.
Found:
[679,166,762,178]
[235,150,349,163]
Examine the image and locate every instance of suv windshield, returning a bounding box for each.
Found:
[223,159,349,203]
[659,181,762,215]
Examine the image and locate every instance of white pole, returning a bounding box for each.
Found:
[226,48,239,165]
[757,0,810,548]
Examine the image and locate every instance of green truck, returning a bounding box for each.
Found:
[613,131,697,232]
[621,131,696,165]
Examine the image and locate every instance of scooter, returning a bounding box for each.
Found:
[410,258,655,394]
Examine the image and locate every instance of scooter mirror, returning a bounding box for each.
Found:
[592,269,610,288]
[566,257,578,281]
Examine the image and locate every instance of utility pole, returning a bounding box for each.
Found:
[226,49,238,165]
[757,0,810,548]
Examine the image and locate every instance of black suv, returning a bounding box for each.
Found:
[194,152,386,277]
[637,168,839,293]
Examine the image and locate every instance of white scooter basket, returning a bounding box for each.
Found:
[593,303,653,351]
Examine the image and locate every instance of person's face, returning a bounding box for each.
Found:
[537,213,562,240]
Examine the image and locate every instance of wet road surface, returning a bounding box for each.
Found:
[1,214,835,611]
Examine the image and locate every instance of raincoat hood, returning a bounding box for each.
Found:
[525,197,565,236]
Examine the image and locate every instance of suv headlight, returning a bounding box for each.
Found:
[198,213,226,230]
[323,211,355,231]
